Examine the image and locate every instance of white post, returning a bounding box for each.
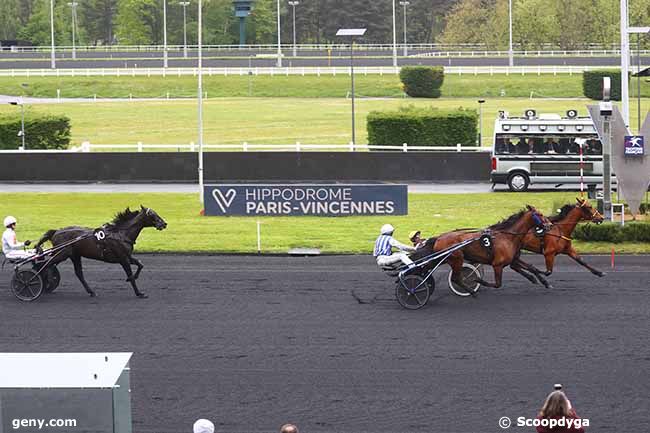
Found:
[620,0,630,127]
[68,2,78,60]
[198,0,204,203]
[508,0,514,67]
[163,0,169,68]
[50,0,56,69]
[402,1,408,57]
[276,0,282,67]
[256,221,261,253]
[392,0,398,68]
[181,2,189,58]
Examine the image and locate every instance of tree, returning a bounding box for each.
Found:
[18,0,69,46]
[438,0,498,48]
[0,0,20,40]
[115,0,157,44]
[249,0,276,44]
[204,0,236,45]
[81,0,118,44]
[512,0,558,50]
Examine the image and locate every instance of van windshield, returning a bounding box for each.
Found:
[494,134,602,156]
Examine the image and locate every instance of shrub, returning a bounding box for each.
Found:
[573,222,650,242]
[367,106,478,147]
[582,70,622,101]
[399,66,444,98]
[0,112,70,150]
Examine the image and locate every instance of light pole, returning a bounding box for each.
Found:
[163,0,169,68]
[198,0,204,202]
[508,0,513,67]
[9,100,26,150]
[399,1,409,57]
[180,1,190,58]
[337,28,367,147]
[276,0,282,67]
[50,0,56,69]
[478,99,485,146]
[288,1,299,58]
[67,2,78,60]
[391,0,397,68]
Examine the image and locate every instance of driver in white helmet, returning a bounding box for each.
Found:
[2,216,34,261]
[373,224,417,270]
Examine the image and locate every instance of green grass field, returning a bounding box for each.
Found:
[1,192,644,254]
[5,97,650,146]
[0,73,603,98]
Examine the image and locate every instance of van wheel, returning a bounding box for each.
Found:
[507,172,530,192]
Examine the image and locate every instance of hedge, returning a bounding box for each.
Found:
[0,112,70,150]
[573,222,650,242]
[367,106,478,147]
[583,70,622,101]
[399,66,444,98]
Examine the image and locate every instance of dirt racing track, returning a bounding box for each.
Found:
[1,254,649,433]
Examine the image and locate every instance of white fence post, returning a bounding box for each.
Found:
[243,141,248,151]
[402,142,408,152]
[190,141,195,152]
[81,141,90,152]
[296,141,301,152]
[349,141,354,152]
[137,141,143,152]
[456,143,462,152]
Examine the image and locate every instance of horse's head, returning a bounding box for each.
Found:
[526,204,551,231]
[576,197,604,224]
[140,205,167,230]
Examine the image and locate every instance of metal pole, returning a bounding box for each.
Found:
[50,0,56,69]
[402,1,408,57]
[392,0,397,68]
[182,2,189,58]
[20,102,25,150]
[163,0,169,68]
[638,33,641,132]
[603,114,612,220]
[478,101,484,146]
[508,0,513,67]
[198,0,204,203]
[276,0,282,67]
[351,38,356,146]
[68,2,77,60]
[292,3,297,57]
[621,0,630,126]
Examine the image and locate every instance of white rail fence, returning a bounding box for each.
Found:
[0,142,491,153]
[0,65,620,78]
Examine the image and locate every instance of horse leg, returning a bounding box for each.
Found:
[120,259,147,298]
[567,247,606,277]
[513,258,552,288]
[71,255,96,297]
[474,265,503,288]
[543,252,556,276]
[510,261,539,285]
[129,256,144,280]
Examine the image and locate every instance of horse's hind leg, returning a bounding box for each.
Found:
[475,265,503,288]
[129,256,144,280]
[120,260,147,298]
[71,255,96,297]
[567,247,606,277]
[514,259,552,288]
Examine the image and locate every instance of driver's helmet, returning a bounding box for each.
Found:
[4,216,17,228]
[380,224,394,235]
[409,230,421,242]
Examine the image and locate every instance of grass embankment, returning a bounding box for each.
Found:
[5,97,650,146]
[0,73,599,98]
[1,192,645,254]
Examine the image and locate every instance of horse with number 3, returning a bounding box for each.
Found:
[34,206,167,298]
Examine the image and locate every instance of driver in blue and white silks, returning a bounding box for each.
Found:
[2,216,34,261]
[373,224,417,270]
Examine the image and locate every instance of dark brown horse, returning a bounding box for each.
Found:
[514,197,605,277]
[34,206,167,298]
[415,206,550,289]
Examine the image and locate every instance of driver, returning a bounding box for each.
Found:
[409,230,426,248]
[2,216,34,261]
[373,224,417,270]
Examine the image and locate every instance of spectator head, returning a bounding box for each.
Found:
[280,424,299,433]
[538,390,571,418]
[193,419,214,433]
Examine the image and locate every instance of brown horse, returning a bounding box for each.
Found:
[34,206,167,298]
[416,205,550,289]
[514,197,605,277]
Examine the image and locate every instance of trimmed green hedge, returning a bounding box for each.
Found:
[574,222,650,242]
[367,106,478,147]
[0,112,70,150]
[399,66,444,98]
[583,70,622,101]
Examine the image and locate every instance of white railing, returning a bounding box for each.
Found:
[0,65,618,78]
[0,142,491,153]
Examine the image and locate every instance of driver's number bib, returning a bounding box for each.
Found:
[94,230,106,241]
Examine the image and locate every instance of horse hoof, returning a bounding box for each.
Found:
[136,293,148,299]
[89,292,97,297]
[597,272,606,277]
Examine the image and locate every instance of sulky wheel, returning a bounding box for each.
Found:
[43,266,61,293]
[448,263,482,297]
[395,274,431,310]
[11,269,44,302]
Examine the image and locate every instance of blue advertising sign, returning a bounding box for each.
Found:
[204,184,408,216]
[624,135,644,156]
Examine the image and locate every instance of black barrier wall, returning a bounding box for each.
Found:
[0,152,490,182]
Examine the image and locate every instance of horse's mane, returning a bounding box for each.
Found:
[110,207,141,226]
[549,204,575,223]
[488,208,529,230]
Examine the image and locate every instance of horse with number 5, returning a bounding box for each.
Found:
[34,206,167,298]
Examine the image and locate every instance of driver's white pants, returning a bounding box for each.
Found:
[376,253,414,267]
[4,250,35,261]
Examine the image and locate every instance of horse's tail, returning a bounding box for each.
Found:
[35,229,58,251]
